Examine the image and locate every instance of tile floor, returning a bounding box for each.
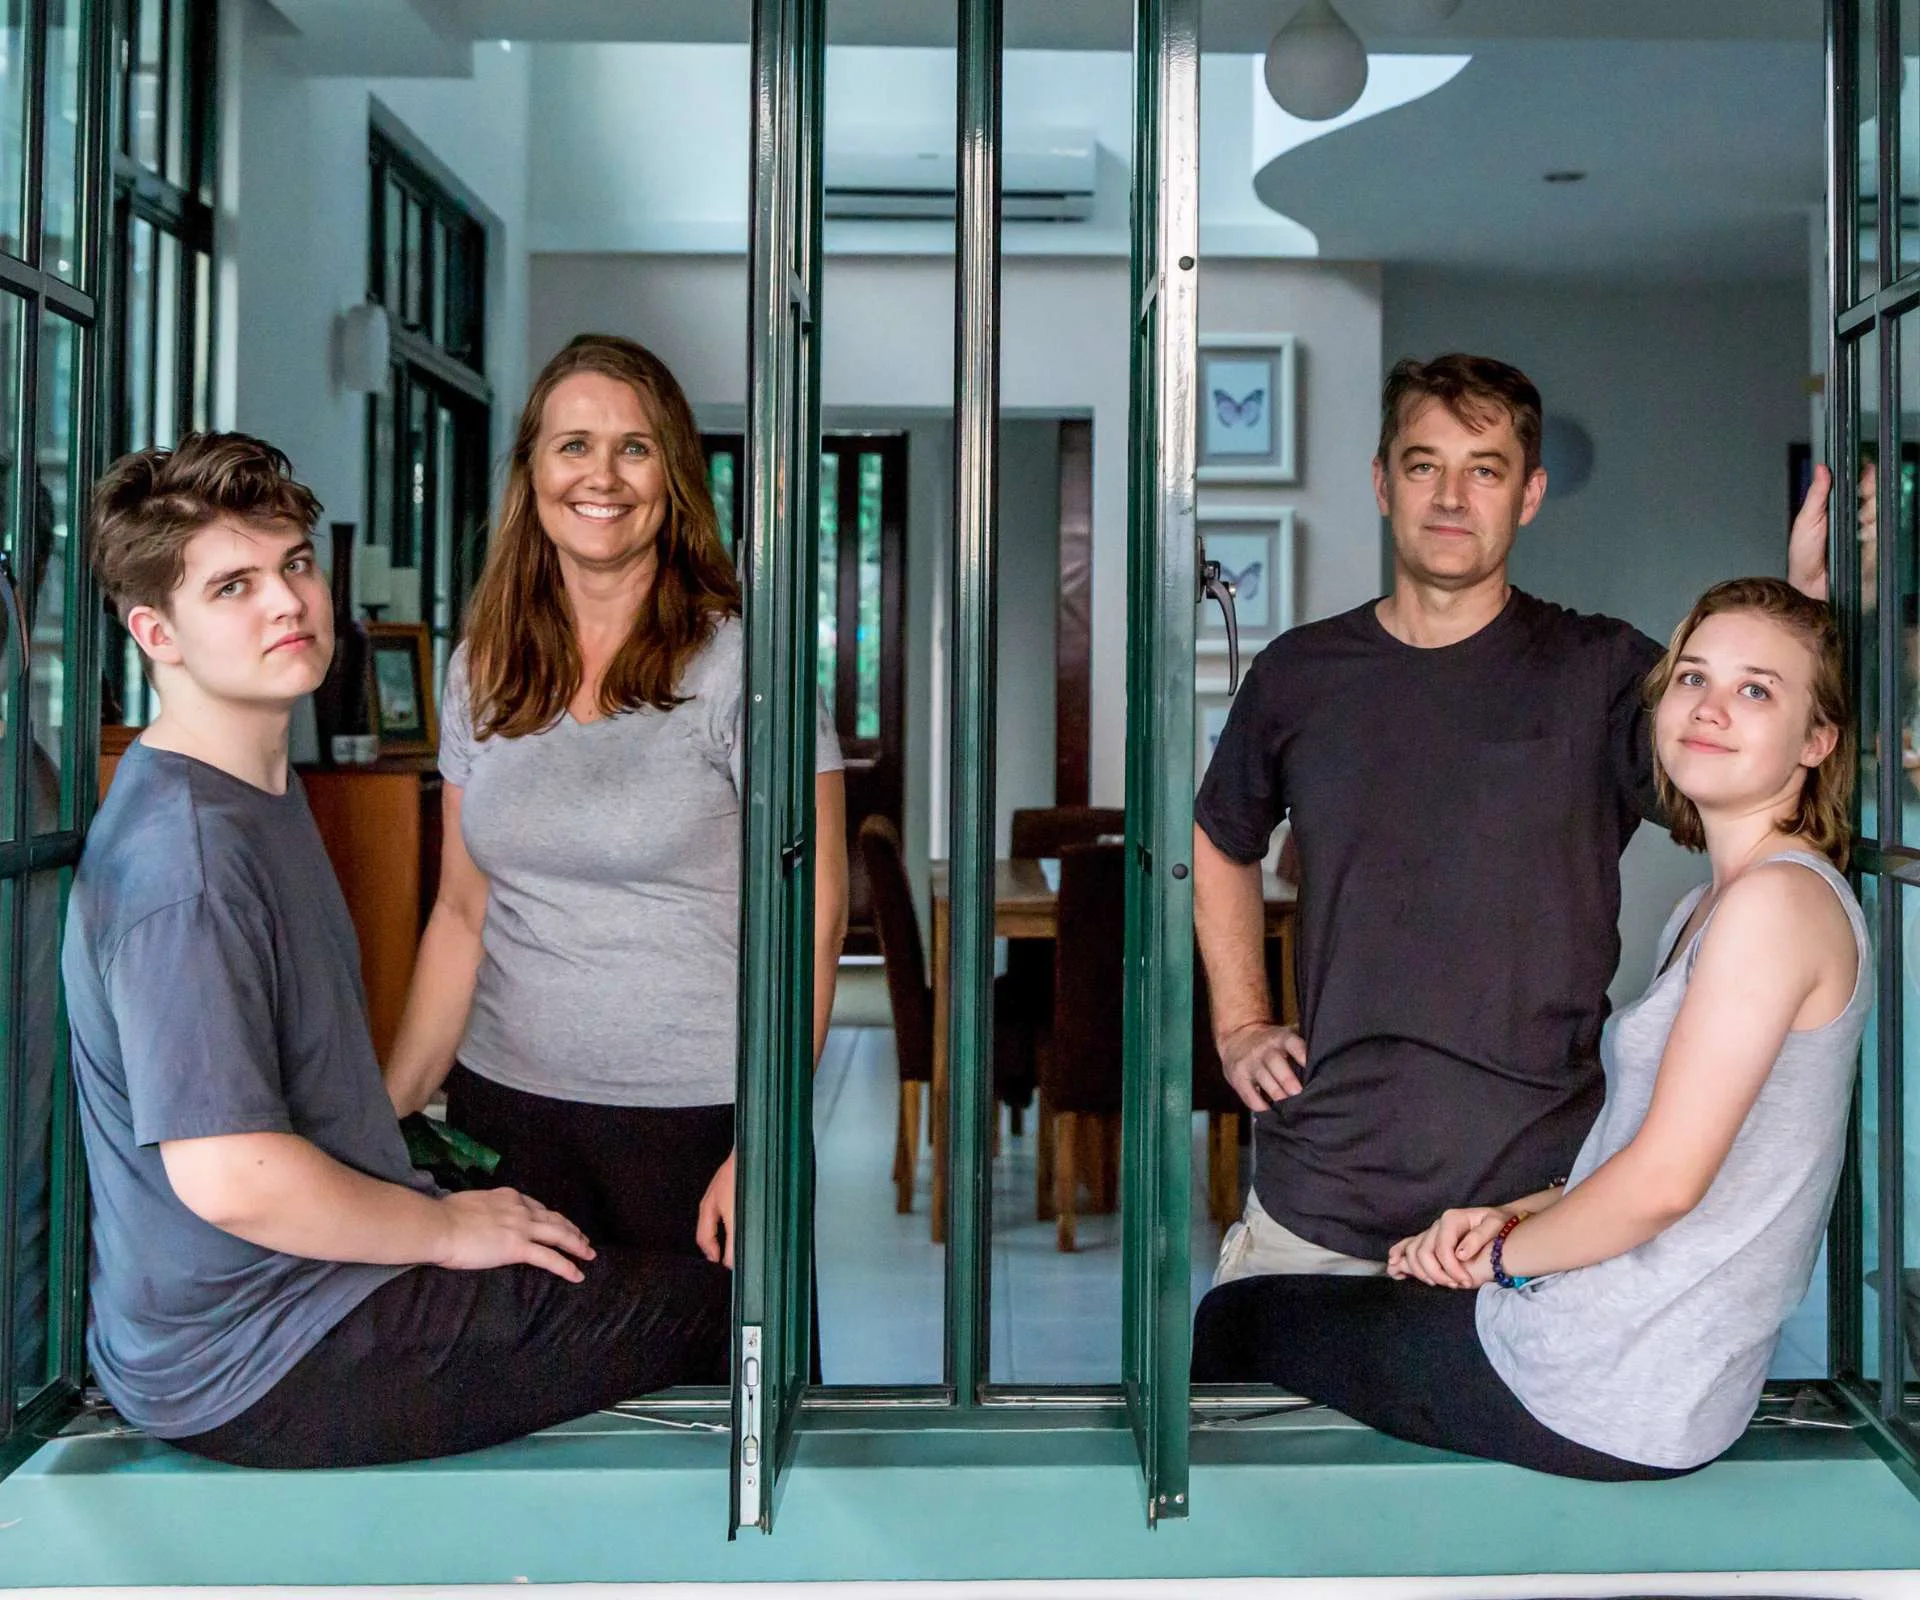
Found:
[817,965,1830,1387]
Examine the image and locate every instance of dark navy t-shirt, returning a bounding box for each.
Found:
[1195,590,1664,1259]
[62,743,433,1437]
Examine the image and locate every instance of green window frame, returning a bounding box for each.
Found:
[103,0,215,726]
[1829,0,1920,1484]
[0,0,110,1478]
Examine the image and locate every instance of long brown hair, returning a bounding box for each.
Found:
[1644,577,1853,868]
[463,334,740,739]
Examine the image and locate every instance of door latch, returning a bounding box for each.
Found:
[1199,546,1241,693]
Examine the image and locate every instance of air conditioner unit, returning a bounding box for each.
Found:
[824,126,1098,223]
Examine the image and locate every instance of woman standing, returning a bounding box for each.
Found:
[1193,578,1864,1480]
[386,334,847,1294]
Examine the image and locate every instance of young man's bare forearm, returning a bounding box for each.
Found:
[1193,823,1275,1043]
[161,1131,455,1266]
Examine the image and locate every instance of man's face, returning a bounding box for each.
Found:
[1373,398,1547,593]
[129,519,334,711]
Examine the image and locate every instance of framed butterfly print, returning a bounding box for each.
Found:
[1198,333,1298,483]
[1198,507,1295,656]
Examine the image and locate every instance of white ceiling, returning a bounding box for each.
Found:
[441,0,1822,50]
[263,2,1829,283]
[1253,40,1825,282]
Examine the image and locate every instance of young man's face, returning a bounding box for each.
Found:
[1372,397,1547,594]
[129,519,333,711]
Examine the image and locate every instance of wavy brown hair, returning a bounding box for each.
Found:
[1644,577,1853,868]
[463,334,740,739]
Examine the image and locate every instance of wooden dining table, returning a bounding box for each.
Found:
[926,857,1297,1243]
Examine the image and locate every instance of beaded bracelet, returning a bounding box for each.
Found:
[1490,1211,1531,1290]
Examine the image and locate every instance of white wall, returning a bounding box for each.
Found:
[528,253,1385,855]
[1382,267,1811,999]
[218,0,532,548]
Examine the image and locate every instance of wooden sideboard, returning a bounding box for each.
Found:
[99,731,442,1060]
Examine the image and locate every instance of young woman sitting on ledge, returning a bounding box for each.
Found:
[1192,577,1866,1482]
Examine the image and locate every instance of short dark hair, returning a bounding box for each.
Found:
[1377,354,1544,477]
[90,432,322,618]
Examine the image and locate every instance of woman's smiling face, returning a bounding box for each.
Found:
[1655,607,1837,819]
[530,371,671,572]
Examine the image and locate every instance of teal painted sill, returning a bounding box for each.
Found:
[3,1403,1919,1586]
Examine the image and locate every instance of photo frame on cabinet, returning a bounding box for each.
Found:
[365,621,438,755]
[1199,507,1294,657]
[1197,689,1234,783]
[1197,333,1298,483]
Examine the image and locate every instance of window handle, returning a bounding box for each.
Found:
[1199,552,1241,693]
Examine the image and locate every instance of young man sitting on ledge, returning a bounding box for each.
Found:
[63,432,731,1469]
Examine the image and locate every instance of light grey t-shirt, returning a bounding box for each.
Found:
[441,617,843,1107]
[1476,851,1868,1470]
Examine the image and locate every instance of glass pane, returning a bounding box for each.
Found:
[0,290,23,845]
[367,384,394,560]
[817,449,838,721]
[1902,882,1920,1420]
[1862,0,1884,302]
[152,227,180,448]
[1860,325,1885,829]
[41,0,82,284]
[382,175,402,311]
[164,0,191,188]
[30,310,80,823]
[404,195,425,331]
[130,0,162,169]
[1865,872,1885,1383]
[402,380,428,580]
[189,245,210,432]
[708,448,735,552]
[0,1,28,259]
[1904,1,1920,278]
[432,399,454,644]
[14,869,67,1407]
[854,451,883,741]
[125,216,154,449]
[429,213,447,348]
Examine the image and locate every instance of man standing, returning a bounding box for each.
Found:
[1195,353,1830,1277]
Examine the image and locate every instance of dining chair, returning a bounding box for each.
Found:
[859,815,1031,1214]
[1002,806,1125,1135]
[1041,840,1127,1251]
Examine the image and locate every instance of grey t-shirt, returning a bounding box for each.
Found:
[1476,852,1868,1470]
[63,744,433,1438]
[441,616,843,1107]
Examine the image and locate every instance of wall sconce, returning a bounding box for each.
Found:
[335,302,391,395]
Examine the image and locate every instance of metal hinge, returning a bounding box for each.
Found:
[737,1323,764,1528]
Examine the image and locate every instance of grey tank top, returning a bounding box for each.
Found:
[1475,851,1868,1469]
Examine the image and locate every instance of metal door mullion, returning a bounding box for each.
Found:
[944,0,1001,1412]
[1877,269,1904,1414]
[22,0,49,272]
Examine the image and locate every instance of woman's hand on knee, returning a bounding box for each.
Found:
[1387,1206,1511,1289]
[697,1149,737,1269]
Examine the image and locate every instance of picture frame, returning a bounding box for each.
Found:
[1198,507,1295,656]
[364,621,437,756]
[1197,333,1298,484]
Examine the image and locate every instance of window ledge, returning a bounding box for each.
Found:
[2,1410,1918,1586]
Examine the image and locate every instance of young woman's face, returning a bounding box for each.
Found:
[1655,608,1837,821]
[531,372,671,572]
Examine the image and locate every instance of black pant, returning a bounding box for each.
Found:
[173,1248,731,1469]
[446,1065,734,1257]
[1191,1274,1694,1483]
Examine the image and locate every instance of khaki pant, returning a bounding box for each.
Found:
[1212,1191,1388,1284]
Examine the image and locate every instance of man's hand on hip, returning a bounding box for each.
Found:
[1218,1021,1307,1111]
